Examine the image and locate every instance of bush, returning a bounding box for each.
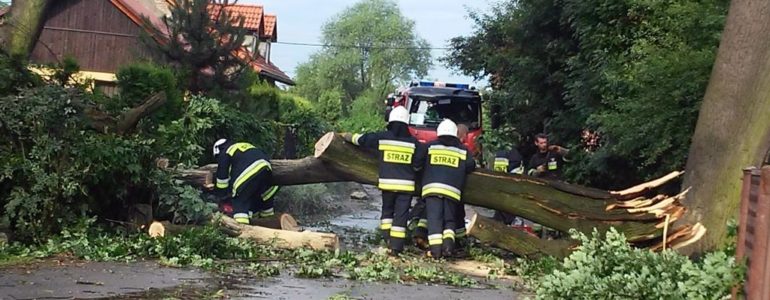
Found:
[114,63,184,126]
[339,89,386,132]
[0,50,41,96]
[278,93,329,157]
[534,228,744,299]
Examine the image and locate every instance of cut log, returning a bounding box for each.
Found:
[466,213,576,259]
[249,213,300,231]
[217,215,339,251]
[176,132,703,254]
[148,216,337,250]
[148,221,189,237]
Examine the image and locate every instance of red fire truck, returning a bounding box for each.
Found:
[385,81,483,158]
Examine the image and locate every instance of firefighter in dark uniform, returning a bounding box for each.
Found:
[528,133,570,180]
[343,106,425,255]
[213,139,280,224]
[420,119,476,259]
[492,146,526,225]
[410,124,473,251]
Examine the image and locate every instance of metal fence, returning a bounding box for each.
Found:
[736,166,770,299]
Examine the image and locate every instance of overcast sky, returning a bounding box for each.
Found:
[241,0,498,87]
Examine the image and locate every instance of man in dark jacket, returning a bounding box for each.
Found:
[528,133,570,180]
[419,119,476,259]
[343,106,426,255]
[213,139,279,225]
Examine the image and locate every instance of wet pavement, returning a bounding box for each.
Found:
[0,183,522,300]
[0,260,209,299]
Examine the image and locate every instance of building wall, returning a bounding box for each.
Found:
[30,0,159,73]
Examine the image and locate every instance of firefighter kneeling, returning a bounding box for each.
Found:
[213,139,280,224]
[419,119,476,259]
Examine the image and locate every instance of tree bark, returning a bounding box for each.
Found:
[5,0,51,58]
[680,0,770,254]
[216,215,339,250]
[466,213,576,259]
[249,213,300,231]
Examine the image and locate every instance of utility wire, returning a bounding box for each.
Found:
[273,41,452,50]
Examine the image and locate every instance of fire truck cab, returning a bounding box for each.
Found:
[386,81,483,157]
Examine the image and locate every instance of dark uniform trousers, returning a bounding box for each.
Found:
[412,197,466,250]
[232,170,276,220]
[381,191,412,252]
[425,195,461,258]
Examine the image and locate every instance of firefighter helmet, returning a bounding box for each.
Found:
[213,139,227,156]
[388,106,409,124]
[437,119,458,137]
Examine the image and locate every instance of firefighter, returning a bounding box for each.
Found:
[213,139,280,224]
[411,124,472,252]
[528,133,570,180]
[420,119,476,259]
[342,106,425,255]
[492,146,525,225]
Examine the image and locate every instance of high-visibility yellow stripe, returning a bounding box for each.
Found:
[428,234,443,245]
[378,144,415,154]
[216,182,229,189]
[378,183,415,192]
[261,186,279,200]
[232,160,270,194]
[380,223,392,230]
[417,219,428,228]
[352,133,363,146]
[227,142,255,156]
[391,226,406,238]
[428,149,466,160]
[494,162,509,172]
[422,187,461,201]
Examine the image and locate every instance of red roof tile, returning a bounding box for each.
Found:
[208,3,263,33]
[263,14,277,41]
[234,48,294,85]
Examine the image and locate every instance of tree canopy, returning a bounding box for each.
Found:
[445,0,728,189]
[292,0,431,124]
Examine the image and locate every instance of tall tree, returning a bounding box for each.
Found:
[2,0,51,57]
[680,0,770,254]
[146,0,248,93]
[445,0,727,189]
[292,0,431,106]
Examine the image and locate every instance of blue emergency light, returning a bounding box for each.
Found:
[415,81,471,90]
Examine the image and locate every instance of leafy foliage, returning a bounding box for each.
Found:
[0,50,40,96]
[531,228,743,299]
[445,0,728,188]
[114,62,184,126]
[292,0,430,130]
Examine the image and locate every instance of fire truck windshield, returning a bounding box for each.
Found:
[408,96,481,129]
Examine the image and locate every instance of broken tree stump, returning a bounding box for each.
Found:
[466,213,576,259]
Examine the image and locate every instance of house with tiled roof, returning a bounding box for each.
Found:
[17,0,292,94]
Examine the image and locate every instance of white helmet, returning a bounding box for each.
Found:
[437,119,458,137]
[388,106,409,124]
[213,139,227,156]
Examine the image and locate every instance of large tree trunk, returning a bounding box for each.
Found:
[466,213,576,258]
[5,0,51,57]
[180,133,703,254]
[679,0,770,254]
[311,133,703,250]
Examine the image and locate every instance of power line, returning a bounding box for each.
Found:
[273,41,452,50]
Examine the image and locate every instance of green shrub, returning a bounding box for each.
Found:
[338,89,386,133]
[0,50,40,96]
[114,62,184,126]
[317,88,343,125]
[533,228,744,300]
[278,93,329,157]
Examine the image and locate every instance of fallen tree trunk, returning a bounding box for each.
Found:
[216,215,339,251]
[177,132,704,254]
[466,213,576,259]
[148,215,337,250]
